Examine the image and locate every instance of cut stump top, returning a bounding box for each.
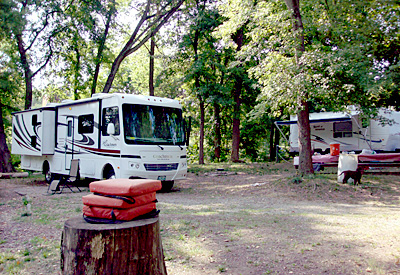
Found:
[64,216,159,231]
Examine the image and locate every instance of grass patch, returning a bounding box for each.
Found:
[0,236,59,274]
[188,162,294,176]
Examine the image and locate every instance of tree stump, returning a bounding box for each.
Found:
[61,216,167,275]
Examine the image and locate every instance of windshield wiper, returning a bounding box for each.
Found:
[158,145,164,150]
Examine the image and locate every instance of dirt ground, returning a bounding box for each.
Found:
[1,162,400,274]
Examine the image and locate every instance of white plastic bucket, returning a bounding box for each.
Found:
[337,154,358,183]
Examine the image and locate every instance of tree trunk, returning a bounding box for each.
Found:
[193,26,204,164]
[103,51,126,93]
[185,116,191,147]
[297,99,313,174]
[16,34,33,110]
[230,28,244,163]
[149,37,155,96]
[274,121,280,156]
[199,98,205,165]
[91,4,114,96]
[213,103,221,161]
[269,123,276,161]
[73,43,81,100]
[231,89,241,162]
[0,105,15,173]
[61,216,166,275]
[284,0,313,174]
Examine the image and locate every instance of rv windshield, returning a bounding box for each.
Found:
[122,104,185,145]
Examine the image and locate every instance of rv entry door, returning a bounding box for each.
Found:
[65,117,74,170]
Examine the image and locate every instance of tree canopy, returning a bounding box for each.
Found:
[1,0,399,173]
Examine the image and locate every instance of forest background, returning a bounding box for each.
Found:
[0,0,399,175]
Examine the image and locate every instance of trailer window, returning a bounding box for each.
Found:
[123,104,185,145]
[333,121,353,138]
[102,107,120,136]
[78,114,94,134]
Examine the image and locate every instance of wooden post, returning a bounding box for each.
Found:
[61,216,167,275]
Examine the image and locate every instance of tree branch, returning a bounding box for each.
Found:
[31,25,68,78]
[124,0,184,57]
[26,10,60,52]
[102,0,184,93]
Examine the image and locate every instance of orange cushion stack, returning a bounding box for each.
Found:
[82,179,161,221]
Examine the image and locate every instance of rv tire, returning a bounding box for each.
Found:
[44,170,60,184]
[160,181,174,192]
[44,169,53,183]
[104,168,116,180]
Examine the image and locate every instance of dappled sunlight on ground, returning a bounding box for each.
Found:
[1,162,400,274]
[157,167,400,274]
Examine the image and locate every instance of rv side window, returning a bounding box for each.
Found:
[67,121,73,137]
[333,121,352,138]
[102,107,120,136]
[78,114,94,134]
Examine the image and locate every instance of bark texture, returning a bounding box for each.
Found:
[213,103,221,161]
[16,34,33,110]
[61,216,166,275]
[149,37,155,96]
[0,105,15,173]
[198,99,205,164]
[297,100,313,174]
[230,28,244,163]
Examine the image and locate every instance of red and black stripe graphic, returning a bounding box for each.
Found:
[55,139,121,158]
[13,114,41,153]
[71,140,121,157]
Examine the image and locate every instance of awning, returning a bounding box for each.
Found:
[275,117,351,125]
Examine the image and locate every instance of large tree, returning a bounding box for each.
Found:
[91,0,118,95]
[0,39,23,173]
[284,0,313,174]
[45,0,118,100]
[0,0,61,109]
[155,0,230,164]
[0,70,20,173]
[218,0,399,173]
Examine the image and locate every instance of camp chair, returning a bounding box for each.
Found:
[48,159,82,194]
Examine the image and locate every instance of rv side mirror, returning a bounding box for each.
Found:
[107,123,115,135]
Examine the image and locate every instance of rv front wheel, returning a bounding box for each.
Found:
[104,166,116,179]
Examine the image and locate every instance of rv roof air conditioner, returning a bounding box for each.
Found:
[61,99,74,103]
[92,93,109,98]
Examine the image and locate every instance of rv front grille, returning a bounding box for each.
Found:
[144,163,179,171]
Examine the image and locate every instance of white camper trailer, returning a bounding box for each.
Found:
[275,109,400,154]
[12,93,187,191]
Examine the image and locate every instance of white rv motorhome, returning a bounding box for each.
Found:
[12,93,187,191]
[275,108,400,154]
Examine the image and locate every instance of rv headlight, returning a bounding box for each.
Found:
[129,162,140,169]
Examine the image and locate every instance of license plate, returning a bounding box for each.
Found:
[158,176,166,181]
